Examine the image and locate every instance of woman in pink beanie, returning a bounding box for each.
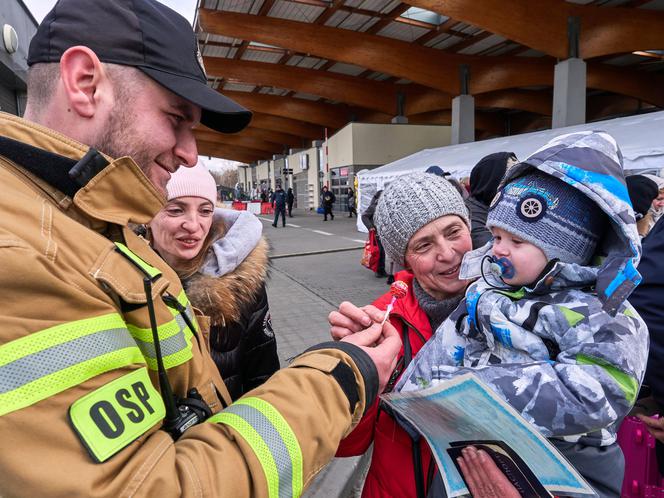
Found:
[147,162,280,400]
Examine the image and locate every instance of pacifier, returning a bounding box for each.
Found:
[488,256,515,279]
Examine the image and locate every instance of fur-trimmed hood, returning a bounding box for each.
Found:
[184,217,270,325]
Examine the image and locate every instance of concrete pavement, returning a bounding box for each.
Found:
[258,208,386,497]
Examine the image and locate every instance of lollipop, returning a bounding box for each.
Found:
[381,280,409,325]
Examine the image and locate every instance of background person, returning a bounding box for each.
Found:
[626,174,659,238]
[348,187,357,218]
[465,152,517,249]
[330,172,473,498]
[271,184,287,227]
[148,164,280,400]
[362,190,387,278]
[287,186,295,217]
[643,174,664,235]
[322,185,336,220]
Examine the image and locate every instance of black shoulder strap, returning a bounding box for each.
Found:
[0,135,108,197]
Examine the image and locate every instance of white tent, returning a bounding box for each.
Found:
[356,111,664,232]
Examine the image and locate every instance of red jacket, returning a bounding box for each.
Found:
[336,271,435,497]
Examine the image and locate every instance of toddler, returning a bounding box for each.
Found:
[398,131,649,497]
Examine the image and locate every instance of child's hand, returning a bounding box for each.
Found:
[636,413,664,442]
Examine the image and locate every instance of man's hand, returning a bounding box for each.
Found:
[341,321,401,393]
[457,446,522,498]
[636,414,664,442]
[329,301,385,340]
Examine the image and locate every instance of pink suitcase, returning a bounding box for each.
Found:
[618,416,664,497]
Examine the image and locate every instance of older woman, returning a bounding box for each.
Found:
[329,172,473,498]
[148,163,280,401]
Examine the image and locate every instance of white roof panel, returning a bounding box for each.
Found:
[259,88,291,96]
[338,13,374,31]
[452,23,482,36]
[327,62,366,76]
[324,10,349,27]
[217,0,255,13]
[242,50,285,63]
[291,92,321,101]
[430,34,464,50]
[359,0,395,12]
[203,45,238,58]
[222,82,257,92]
[457,34,506,55]
[377,21,429,42]
[367,72,391,81]
[381,0,403,13]
[268,0,324,22]
[286,55,325,68]
[205,33,239,44]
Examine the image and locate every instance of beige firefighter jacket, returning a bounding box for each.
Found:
[0,112,374,497]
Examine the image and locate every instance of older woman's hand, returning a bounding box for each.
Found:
[329,301,386,340]
[457,446,522,498]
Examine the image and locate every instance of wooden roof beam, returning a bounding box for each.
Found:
[195,133,284,154]
[199,9,552,95]
[198,125,307,148]
[475,89,551,116]
[220,90,350,128]
[408,109,504,136]
[207,58,561,116]
[402,0,664,60]
[205,56,399,114]
[200,9,664,105]
[250,112,326,140]
[197,142,267,163]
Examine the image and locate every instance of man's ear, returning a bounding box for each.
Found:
[59,46,108,119]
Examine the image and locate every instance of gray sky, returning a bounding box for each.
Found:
[22,0,242,169]
[23,0,198,25]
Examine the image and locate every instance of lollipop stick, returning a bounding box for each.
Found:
[381,300,395,325]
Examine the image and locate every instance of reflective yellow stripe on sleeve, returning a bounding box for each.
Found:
[0,313,144,416]
[127,291,196,370]
[209,397,304,498]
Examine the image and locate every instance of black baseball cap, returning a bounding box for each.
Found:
[27,0,251,134]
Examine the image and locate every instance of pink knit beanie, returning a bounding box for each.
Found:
[166,163,217,204]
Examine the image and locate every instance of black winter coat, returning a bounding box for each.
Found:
[271,189,286,208]
[466,151,513,249]
[630,217,664,405]
[184,233,280,401]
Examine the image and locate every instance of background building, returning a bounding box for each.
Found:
[0,1,38,116]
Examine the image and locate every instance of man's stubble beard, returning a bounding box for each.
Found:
[92,101,152,178]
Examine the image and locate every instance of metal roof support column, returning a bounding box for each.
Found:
[452,65,474,144]
[391,91,409,124]
[553,17,586,128]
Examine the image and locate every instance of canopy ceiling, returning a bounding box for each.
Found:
[194,0,664,163]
